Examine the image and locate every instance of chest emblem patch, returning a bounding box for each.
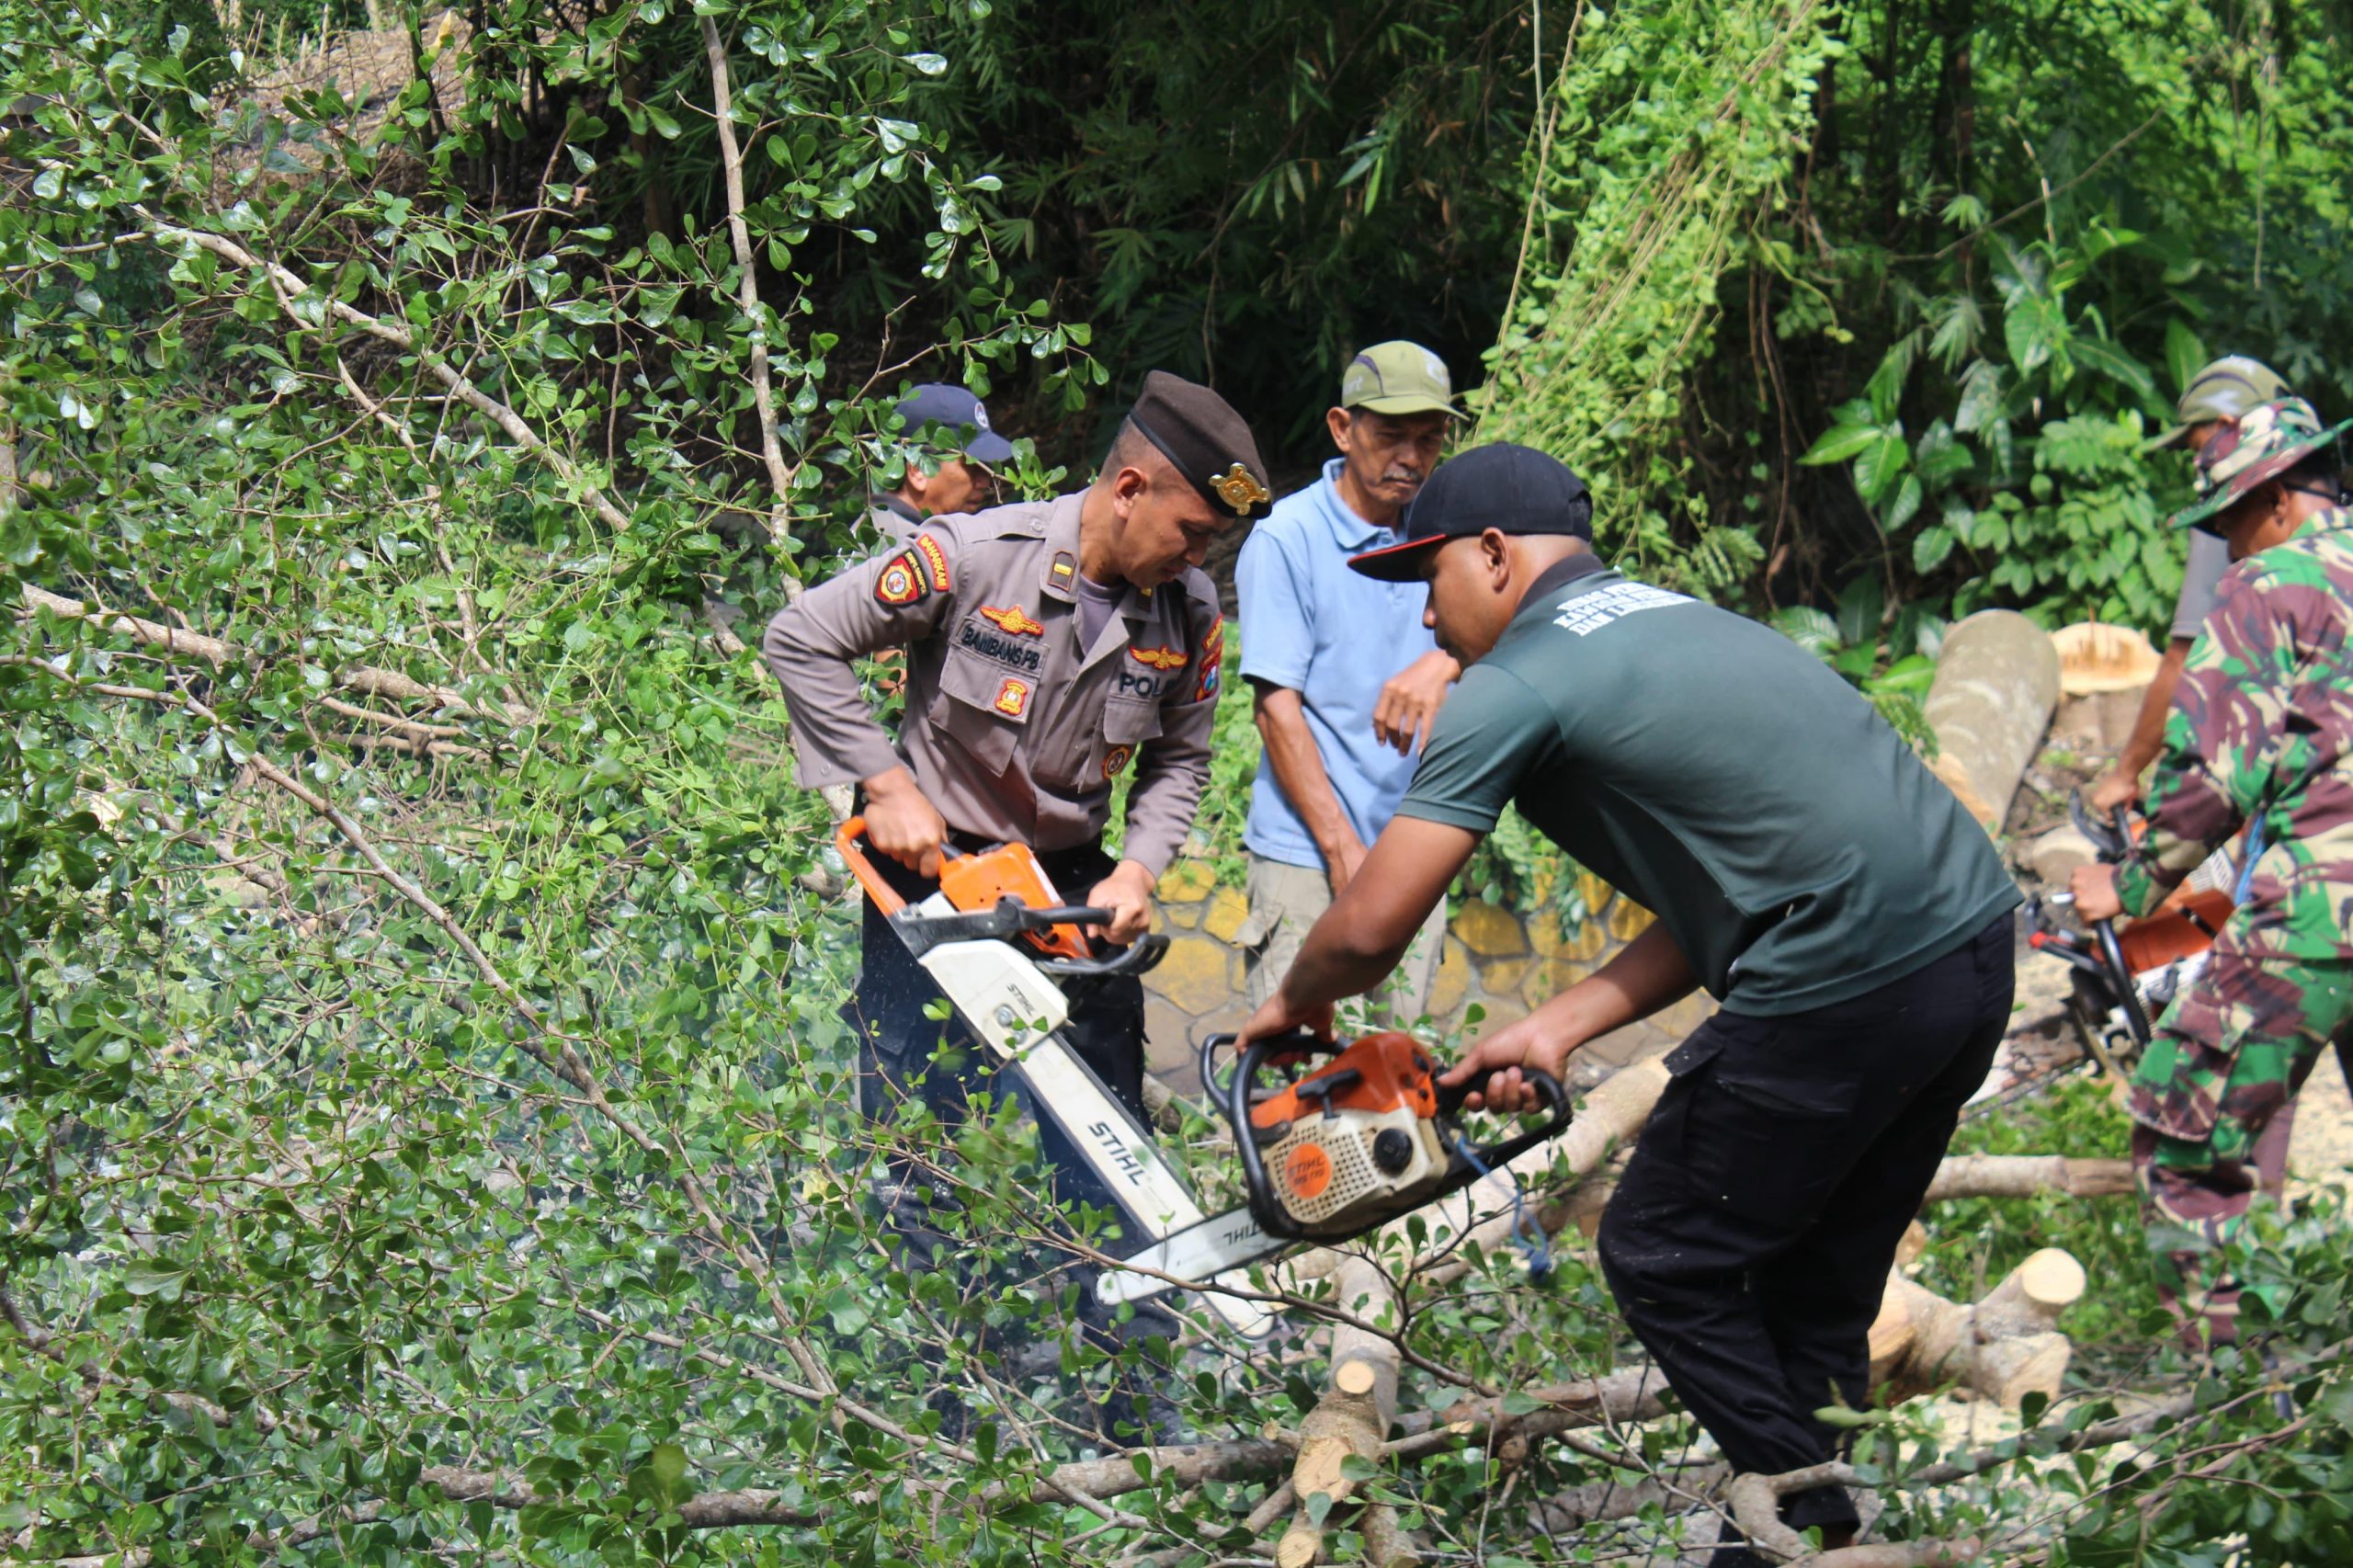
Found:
[1103,744,1135,780]
[914,533,953,592]
[980,604,1045,637]
[874,551,928,608]
[1130,644,1188,672]
[993,677,1031,717]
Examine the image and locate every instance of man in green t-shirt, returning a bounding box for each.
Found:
[1236,444,2019,1562]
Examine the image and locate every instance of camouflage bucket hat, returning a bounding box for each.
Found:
[2170,397,2351,529]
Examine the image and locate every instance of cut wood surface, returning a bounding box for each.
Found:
[1870,1248,2082,1406]
[1923,608,2061,825]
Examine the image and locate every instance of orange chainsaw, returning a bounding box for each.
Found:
[835,819,1276,1337]
[1093,1029,1572,1312]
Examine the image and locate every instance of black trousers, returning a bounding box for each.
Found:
[1597,916,2015,1554]
[848,839,1150,1225]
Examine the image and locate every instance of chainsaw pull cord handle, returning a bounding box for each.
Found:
[1447,1128,1553,1285]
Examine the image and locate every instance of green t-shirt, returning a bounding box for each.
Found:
[1399,558,2019,1015]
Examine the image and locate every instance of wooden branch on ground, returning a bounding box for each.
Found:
[1870,1247,2084,1407]
[20,584,529,725]
[1921,1154,2135,1203]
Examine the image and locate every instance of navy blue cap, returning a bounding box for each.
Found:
[893,382,1015,464]
[1348,443,1592,581]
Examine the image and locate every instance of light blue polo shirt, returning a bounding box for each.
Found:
[1237,459,1441,869]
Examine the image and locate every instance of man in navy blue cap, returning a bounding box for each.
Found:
[1236,443,2019,1562]
[869,382,1017,544]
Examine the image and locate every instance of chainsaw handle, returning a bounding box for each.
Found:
[1197,1029,1324,1104]
[838,815,967,914]
[1226,1034,1324,1241]
[1438,1066,1574,1173]
[1039,932,1169,979]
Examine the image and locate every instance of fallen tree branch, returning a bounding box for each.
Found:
[137,211,633,534]
[1921,1154,2135,1203]
[19,584,529,725]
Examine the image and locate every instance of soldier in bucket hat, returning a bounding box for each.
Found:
[2072,397,2353,1344]
[2089,356,2297,813]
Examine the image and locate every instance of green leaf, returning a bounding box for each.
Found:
[1835,574,1883,646]
[1914,521,1957,573]
[1798,423,1883,466]
[1954,360,2006,433]
[1852,431,1908,504]
[2004,293,2065,374]
[2071,336,2157,403]
[123,1261,189,1301]
[2164,319,2209,399]
[1881,473,1924,533]
[627,1442,695,1509]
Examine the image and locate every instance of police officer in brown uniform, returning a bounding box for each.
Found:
[764,371,1271,1228]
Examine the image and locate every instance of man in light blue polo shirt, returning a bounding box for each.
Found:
[1234,341,1461,1021]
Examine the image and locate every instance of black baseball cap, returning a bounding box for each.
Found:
[1348,442,1592,581]
[893,382,1015,463]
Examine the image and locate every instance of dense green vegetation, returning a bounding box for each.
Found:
[6,0,2353,1563]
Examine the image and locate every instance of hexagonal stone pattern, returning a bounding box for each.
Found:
[1451,899,1529,958]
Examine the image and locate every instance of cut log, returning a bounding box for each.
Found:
[1921,1155,2134,1204]
[1274,1277,1395,1568]
[1923,609,2060,826]
[1869,1248,2083,1406]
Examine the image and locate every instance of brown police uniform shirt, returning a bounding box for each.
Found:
[763,491,1224,877]
[868,493,922,548]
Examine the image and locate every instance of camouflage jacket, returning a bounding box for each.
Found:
[2119,506,2353,959]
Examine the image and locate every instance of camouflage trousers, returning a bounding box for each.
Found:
[2127,948,2353,1345]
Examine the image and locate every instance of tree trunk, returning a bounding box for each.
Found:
[1922,610,2061,826]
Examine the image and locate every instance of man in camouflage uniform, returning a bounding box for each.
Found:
[2073,398,2353,1344]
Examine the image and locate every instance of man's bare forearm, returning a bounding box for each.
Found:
[2117,639,2193,779]
[1532,924,1699,1047]
[1253,684,1362,863]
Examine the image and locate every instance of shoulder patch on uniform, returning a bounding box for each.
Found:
[874,550,929,608]
[993,676,1031,717]
[1191,617,1225,702]
[980,604,1045,637]
[1130,643,1188,672]
[915,533,953,593]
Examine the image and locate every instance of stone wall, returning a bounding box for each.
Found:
[1141,860,1711,1093]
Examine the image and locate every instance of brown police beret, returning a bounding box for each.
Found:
[1126,369,1273,521]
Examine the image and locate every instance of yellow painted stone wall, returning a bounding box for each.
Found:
[1142,859,1700,1093]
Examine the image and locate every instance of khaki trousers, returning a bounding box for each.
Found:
[1238,853,1448,1028]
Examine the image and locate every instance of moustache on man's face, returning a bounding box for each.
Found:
[1381,468,1425,487]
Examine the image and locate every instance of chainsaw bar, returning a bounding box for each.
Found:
[890,891,1274,1339]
